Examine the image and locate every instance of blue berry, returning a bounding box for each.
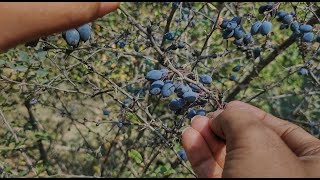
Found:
[260,21,272,35]
[196,109,206,116]
[196,98,208,106]
[290,21,300,31]
[232,65,241,72]
[187,108,197,119]
[277,10,287,20]
[103,109,110,116]
[146,70,163,81]
[189,83,201,93]
[169,98,185,111]
[299,24,313,33]
[282,15,293,24]
[226,21,238,31]
[177,42,185,49]
[164,32,175,40]
[178,149,188,161]
[222,30,234,39]
[279,23,288,30]
[302,32,314,42]
[258,4,272,14]
[63,29,80,47]
[117,121,123,128]
[220,19,229,29]
[298,68,308,75]
[183,91,198,103]
[233,39,243,46]
[176,84,192,98]
[199,74,212,84]
[151,80,165,89]
[76,23,91,42]
[243,33,253,45]
[229,74,237,81]
[316,34,320,43]
[160,68,169,78]
[317,50,320,56]
[253,47,261,58]
[134,44,139,52]
[118,40,126,48]
[251,21,262,35]
[150,87,162,95]
[161,82,175,97]
[234,27,245,39]
[231,16,242,25]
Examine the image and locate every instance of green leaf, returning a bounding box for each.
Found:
[14,65,28,72]
[125,112,142,124]
[0,59,6,65]
[128,149,143,164]
[18,51,29,61]
[36,69,49,77]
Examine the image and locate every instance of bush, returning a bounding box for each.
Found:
[0,2,319,178]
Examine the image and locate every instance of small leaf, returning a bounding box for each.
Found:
[14,65,28,72]
[36,69,49,77]
[128,149,143,164]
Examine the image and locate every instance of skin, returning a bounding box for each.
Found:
[0,2,119,51]
[182,101,320,178]
[1,3,320,178]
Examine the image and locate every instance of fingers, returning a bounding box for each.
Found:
[208,101,303,177]
[182,127,223,178]
[220,101,320,157]
[190,115,226,168]
[0,2,120,51]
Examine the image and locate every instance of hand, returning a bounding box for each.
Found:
[0,2,119,51]
[182,101,320,178]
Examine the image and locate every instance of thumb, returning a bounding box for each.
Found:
[209,101,303,177]
[0,2,120,51]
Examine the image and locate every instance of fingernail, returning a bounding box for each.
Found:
[190,115,199,124]
[181,126,191,135]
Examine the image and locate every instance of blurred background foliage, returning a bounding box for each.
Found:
[0,2,319,178]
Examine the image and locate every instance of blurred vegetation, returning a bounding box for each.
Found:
[0,2,319,178]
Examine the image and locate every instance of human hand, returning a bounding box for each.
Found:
[0,2,119,51]
[182,101,320,178]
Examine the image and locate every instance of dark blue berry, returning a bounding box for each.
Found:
[282,15,293,24]
[178,149,188,161]
[222,30,234,39]
[243,33,253,45]
[226,21,238,31]
[76,23,91,42]
[103,109,110,116]
[189,83,201,93]
[232,65,241,72]
[260,21,272,35]
[253,47,261,59]
[169,98,185,111]
[164,32,175,40]
[118,40,126,48]
[234,27,245,39]
[229,74,237,81]
[280,23,288,30]
[177,42,185,49]
[161,82,175,97]
[299,24,313,33]
[251,21,262,35]
[231,16,242,25]
[290,21,300,31]
[176,84,192,98]
[302,32,314,42]
[199,74,212,84]
[183,91,198,103]
[146,70,163,81]
[187,108,197,119]
[196,109,206,116]
[298,68,308,75]
[64,29,80,47]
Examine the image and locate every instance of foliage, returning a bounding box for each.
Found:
[0,2,319,178]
